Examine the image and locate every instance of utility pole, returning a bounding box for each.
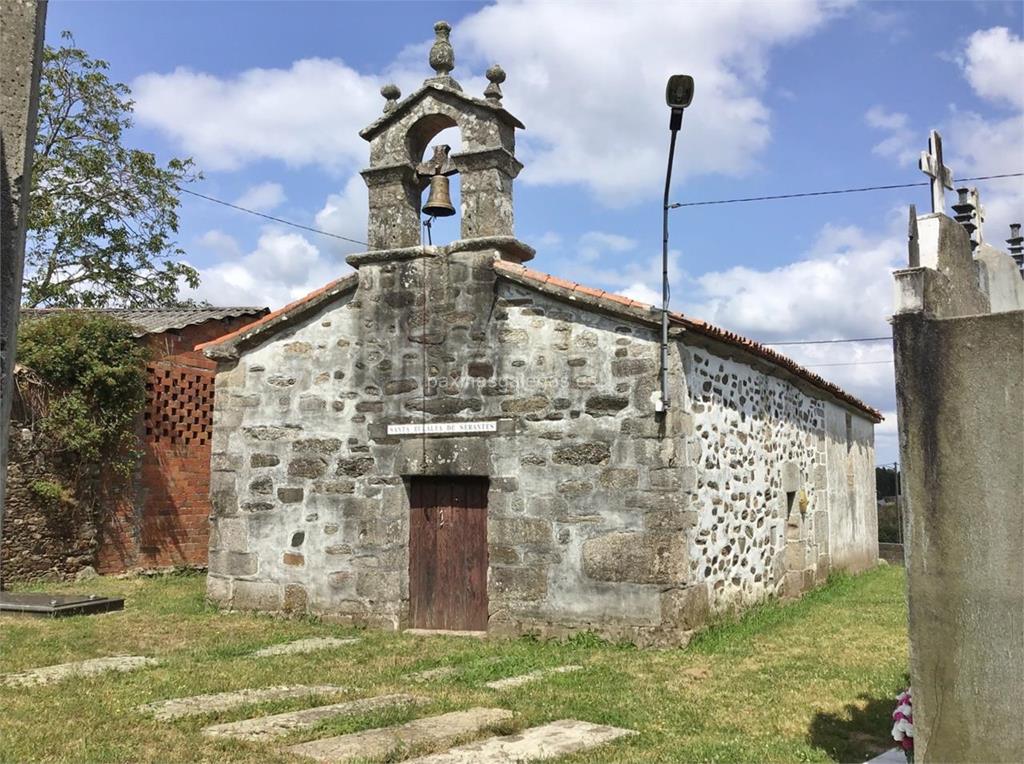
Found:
[657,74,694,414]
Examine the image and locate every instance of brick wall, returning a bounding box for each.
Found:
[95,315,261,573]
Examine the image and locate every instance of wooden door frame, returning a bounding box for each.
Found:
[405,475,490,632]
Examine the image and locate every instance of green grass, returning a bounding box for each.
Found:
[0,567,908,763]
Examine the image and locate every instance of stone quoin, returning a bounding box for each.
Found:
[198,22,881,646]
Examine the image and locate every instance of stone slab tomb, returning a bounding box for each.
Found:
[200,20,881,647]
[405,719,637,763]
[202,693,424,741]
[286,707,514,763]
[140,685,348,721]
[1,655,157,688]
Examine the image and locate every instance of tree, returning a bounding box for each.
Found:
[25,32,200,308]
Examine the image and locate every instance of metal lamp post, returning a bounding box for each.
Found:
[658,74,694,413]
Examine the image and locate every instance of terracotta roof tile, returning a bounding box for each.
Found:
[545,274,578,291]
[601,292,633,307]
[574,284,605,299]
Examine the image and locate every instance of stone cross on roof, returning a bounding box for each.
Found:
[919,130,954,214]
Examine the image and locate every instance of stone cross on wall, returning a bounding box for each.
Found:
[919,130,954,214]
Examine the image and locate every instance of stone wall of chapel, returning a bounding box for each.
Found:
[206,250,877,643]
[206,257,700,644]
[682,344,877,610]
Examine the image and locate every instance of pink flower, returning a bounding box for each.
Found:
[891,687,914,751]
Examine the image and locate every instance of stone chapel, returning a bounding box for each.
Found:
[199,22,880,646]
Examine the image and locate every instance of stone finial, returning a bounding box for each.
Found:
[952,187,979,249]
[1008,223,1024,274]
[970,187,985,245]
[425,21,461,90]
[380,83,401,114]
[1008,223,1023,253]
[484,64,506,104]
[429,21,454,75]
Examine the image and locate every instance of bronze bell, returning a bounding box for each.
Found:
[423,173,456,217]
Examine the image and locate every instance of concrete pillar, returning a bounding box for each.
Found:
[892,210,1024,761]
[1,0,47,588]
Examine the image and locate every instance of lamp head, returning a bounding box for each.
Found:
[665,74,694,110]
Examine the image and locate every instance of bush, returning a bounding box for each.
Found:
[17,312,149,505]
[28,478,75,508]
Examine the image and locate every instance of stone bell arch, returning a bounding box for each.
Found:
[358,21,527,254]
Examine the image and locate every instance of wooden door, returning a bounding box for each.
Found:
[408,477,489,631]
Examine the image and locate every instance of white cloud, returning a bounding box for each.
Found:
[234,181,286,212]
[687,223,899,340]
[133,59,382,172]
[950,26,1024,245]
[455,0,844,203]
[134,1,843,204]
[313,175,370,256]
[874,411,900,465]
[961,27,1024,110]
[579,231,636,262]
[186,227,352,309]
[196,229,242,259]
[864,26,1024,244]
[865,106,917,166]
[681,221,903,415]
[619,282,662,305]
[535,231,563,250]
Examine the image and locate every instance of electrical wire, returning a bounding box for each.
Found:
[802,359,894,368]
[178,187,369,246]
[178,172,1022,247]
[668,172,1024,209]
[764,336,892,346]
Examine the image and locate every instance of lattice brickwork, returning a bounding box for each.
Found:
[143,365,214,446]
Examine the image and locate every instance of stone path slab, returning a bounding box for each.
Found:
[484,665,583,691]
[252,637,360,657]
[405,719,637,762]
[202,693,424,742]
[0,656,157,688]
[286,707,513,763]
[408,666,458,683]
[140,685,347,721]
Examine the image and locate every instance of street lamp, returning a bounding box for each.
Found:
[658,74,694,414]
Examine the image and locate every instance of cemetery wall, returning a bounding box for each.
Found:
[893,211,1024,761]
[896,309,1023,761]
[1,427,97,581]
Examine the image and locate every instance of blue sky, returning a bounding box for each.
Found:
[45,0,1024,462]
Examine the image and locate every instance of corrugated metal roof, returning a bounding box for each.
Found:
[20,307,268,336]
